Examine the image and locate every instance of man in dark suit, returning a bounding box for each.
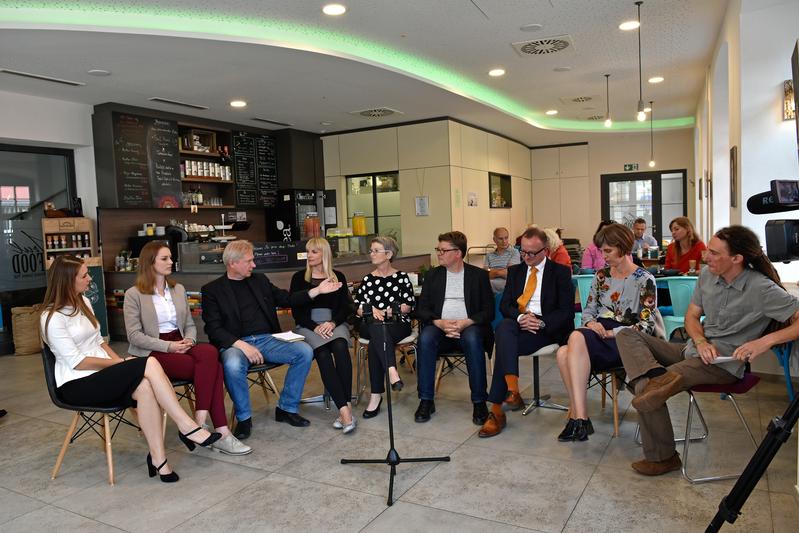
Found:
[415,231,494,425]
[479,226,574,437]
[202,240,340,439]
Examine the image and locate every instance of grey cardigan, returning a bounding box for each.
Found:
[124,283,197,356]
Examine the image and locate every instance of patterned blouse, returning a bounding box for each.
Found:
[353,272,416,323]
[582,266,659,335]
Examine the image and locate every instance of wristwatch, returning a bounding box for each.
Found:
[538,318,546,329]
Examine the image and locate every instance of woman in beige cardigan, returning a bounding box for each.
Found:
[124,241,250,455]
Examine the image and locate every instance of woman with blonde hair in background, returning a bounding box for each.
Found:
[41,255,220,483]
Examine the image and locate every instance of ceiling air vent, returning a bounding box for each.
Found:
[349,107,403,118]
[586,115,605,121]
[148,97,208,110]
[0,68,85,87]
[511,35,573,57]
[558,94,600,106]
[252,117,294,127]
[571,96,592,103]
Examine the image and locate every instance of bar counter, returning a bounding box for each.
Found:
[104,253,431,342]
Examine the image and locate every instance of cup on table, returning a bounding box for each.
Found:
[688,259,697,273]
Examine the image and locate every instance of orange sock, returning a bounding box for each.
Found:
[491,402,504,417]
[505,374,519,393]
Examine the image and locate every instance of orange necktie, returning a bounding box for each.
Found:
[517,268,537,313]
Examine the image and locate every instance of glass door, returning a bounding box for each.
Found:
[345,172,400,247]
[600,169,687,245]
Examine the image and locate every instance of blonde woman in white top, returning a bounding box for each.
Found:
[40,256,221,482]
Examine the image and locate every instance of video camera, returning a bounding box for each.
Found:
[748,180,799,262]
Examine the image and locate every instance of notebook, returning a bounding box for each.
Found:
[272,331,305,343]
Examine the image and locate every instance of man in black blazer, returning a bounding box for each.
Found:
[415,231,494,425]
[202,240,340,439]
[479,226,575,438]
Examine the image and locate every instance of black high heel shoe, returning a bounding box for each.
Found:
[178,426,222,451]
[147,453,179,483]
[390,379,404,392]
[362,397,383,418]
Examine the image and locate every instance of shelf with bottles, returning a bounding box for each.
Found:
[180,158,233,182]
[42,217,96,268]
[181,181,235,208]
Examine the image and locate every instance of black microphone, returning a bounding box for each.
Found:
[746,191,799,214]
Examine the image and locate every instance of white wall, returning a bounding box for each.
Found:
[0,90,97,219]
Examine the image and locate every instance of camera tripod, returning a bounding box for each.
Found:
[341,313,450,506]
[706,391,798,532]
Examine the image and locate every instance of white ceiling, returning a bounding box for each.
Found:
[0,0,729,145]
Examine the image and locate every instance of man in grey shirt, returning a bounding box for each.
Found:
[631,218,658,255]
[485,227,521,294]
[616,225,799,476]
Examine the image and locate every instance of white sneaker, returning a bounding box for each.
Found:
[212,434,252,455]
[332,417,343,429]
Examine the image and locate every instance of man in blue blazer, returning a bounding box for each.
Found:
[479,226,575,437]
[415,231,494,425]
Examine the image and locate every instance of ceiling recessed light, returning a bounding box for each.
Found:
[648,76,664,84]
[545,109,558,116]
[519,23,543,32]
[488,68,506,77]
[320,121,333,126]
[553,66,572,72]
[87,69,111,76]
[229,100,247,108]
[322,4,346,16]
[619,20,640,31]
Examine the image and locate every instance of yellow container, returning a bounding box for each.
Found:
[352,212,367,236]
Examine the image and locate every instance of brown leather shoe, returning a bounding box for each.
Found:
[478,411,507,438]
[631,452,682,476]
[503,391,525,412]
[631,372,684,413]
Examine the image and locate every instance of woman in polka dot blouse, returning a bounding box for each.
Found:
[354,236,416,419]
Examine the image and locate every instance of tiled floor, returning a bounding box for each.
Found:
[1,345,798,532]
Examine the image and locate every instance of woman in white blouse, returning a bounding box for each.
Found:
[124,241,250,455]
[40,255,221,482]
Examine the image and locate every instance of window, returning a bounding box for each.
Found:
[489,173,512,208]
[345,171,401,247]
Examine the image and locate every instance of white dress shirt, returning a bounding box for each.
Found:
[152,285,179,333]
[518,257,547,319]
[40,296,108,388]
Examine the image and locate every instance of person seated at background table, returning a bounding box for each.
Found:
[664,216,706,273]
[290,237,355,434]
[478,227,574,438]
[581,220,615,271]
[124,241,251,455]
[543,227,573,269]
[415,231,494,425]
[202,240,329,439]
[616,225,799,475]
[556,223,662,442]
[353,236,416,419]
[41,255,220,482]
[631,217,658,256]
[485,227,521,294]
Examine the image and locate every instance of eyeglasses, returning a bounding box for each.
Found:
[519,247,546,258]
[434,247,459,254]
[368,249,388,255]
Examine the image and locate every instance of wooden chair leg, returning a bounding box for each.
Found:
[103,414,114,485]
[228,404,237,431]
[611,374,619,437]
[256,372,271,403]
[601,372,607,408]
[184,385,196,416]
[434,358,445,392]
[52,412,79,480]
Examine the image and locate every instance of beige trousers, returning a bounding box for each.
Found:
[615,329,737,462]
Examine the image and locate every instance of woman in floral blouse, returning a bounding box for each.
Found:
[556,223,663,442]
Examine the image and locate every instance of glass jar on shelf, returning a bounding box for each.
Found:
[303,212,321,239]
[352,211,367,236]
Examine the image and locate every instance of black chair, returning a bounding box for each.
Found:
[41,344,139,485]
[227,362,282,431]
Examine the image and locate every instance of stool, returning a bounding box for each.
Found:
[522,344,568,415]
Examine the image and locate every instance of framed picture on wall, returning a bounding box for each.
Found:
[730,145,738,208]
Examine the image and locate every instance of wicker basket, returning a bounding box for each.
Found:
[11,306,41,356]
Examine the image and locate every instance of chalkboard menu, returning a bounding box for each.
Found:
[112,113,181,208]
[252,241,305,269]
[233,131,278,208]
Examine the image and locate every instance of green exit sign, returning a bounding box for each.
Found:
[624,163,639,171]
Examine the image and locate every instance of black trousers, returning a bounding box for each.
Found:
[58,357,148,408]
[360,321,411,394]
[313,338,352,409]
[488,318,558,404]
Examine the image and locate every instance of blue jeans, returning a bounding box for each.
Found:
[416,324,487,403]
[221,334,313,421]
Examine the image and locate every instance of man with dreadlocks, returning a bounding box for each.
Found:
[616,225,799,476]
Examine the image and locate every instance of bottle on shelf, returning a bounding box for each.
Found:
[196,186,203,206]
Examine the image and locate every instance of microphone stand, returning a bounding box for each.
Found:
[341,307,450,506]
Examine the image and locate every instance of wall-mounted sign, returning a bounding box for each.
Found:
[624,163,639,171]
[415,196,429,216]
